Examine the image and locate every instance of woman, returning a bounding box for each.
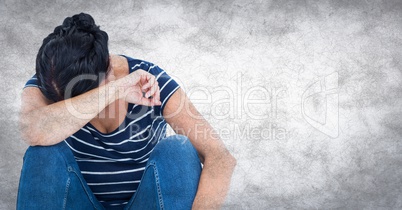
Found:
[17,13,236,210]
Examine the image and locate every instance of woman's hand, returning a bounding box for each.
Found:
[114,69,161,106]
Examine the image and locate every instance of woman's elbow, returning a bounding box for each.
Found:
[20,129,41,146]
[226,153,237,169]
[214,149,236,170]
[19,118,42,146]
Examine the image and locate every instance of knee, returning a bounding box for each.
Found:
[17,142,85,209]
[148,135,202,195]
[149,135,201,168]
[152,135,198,159]
[24,145,61,165]
[25,143,60,157]
[21,142,74,174]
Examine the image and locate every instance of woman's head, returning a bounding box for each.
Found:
[36,13,109,102]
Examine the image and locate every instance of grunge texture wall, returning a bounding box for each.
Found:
[1,0,401,209]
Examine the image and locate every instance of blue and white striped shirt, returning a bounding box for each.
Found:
[23,55,180,208]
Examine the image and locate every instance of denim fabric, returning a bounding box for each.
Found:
[17,135,201,210]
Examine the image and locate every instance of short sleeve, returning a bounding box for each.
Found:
[23,74,41,89]
[148,65,180,112]
[125,56,180,115]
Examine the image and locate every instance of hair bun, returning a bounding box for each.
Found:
[62,17,73,28]
[72,13,97,32]
[60,13,97,33]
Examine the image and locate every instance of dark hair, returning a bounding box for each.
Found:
[36,13,109,102]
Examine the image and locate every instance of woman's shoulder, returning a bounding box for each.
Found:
[119,55,156,73]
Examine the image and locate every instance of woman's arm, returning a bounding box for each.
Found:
[163,88,236,209]
[19,70,161,146]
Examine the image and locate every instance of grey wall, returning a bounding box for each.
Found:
[1,0,402,209]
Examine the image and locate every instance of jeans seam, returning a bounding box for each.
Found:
[126,162,164,210]
[68,166,102,210]
[150,162,164,210]
[63,177,71,210]
[60,142,102,210]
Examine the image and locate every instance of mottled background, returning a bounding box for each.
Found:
[1,0,402,209]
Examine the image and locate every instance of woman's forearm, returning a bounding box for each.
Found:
[162,89,237,209]
[19,81,120,146]
[192,152,236,209]
[20,69,160,146]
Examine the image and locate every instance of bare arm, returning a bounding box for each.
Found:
[19,70,161,146]
[163,88,236,209]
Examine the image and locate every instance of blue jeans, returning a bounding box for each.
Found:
[17,135,202,210]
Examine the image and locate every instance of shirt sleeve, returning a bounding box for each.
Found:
[23,74,41,89]
[126,56,180,115]
[148,65,180,113]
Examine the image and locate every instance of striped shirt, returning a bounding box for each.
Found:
[23,55,180,208]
